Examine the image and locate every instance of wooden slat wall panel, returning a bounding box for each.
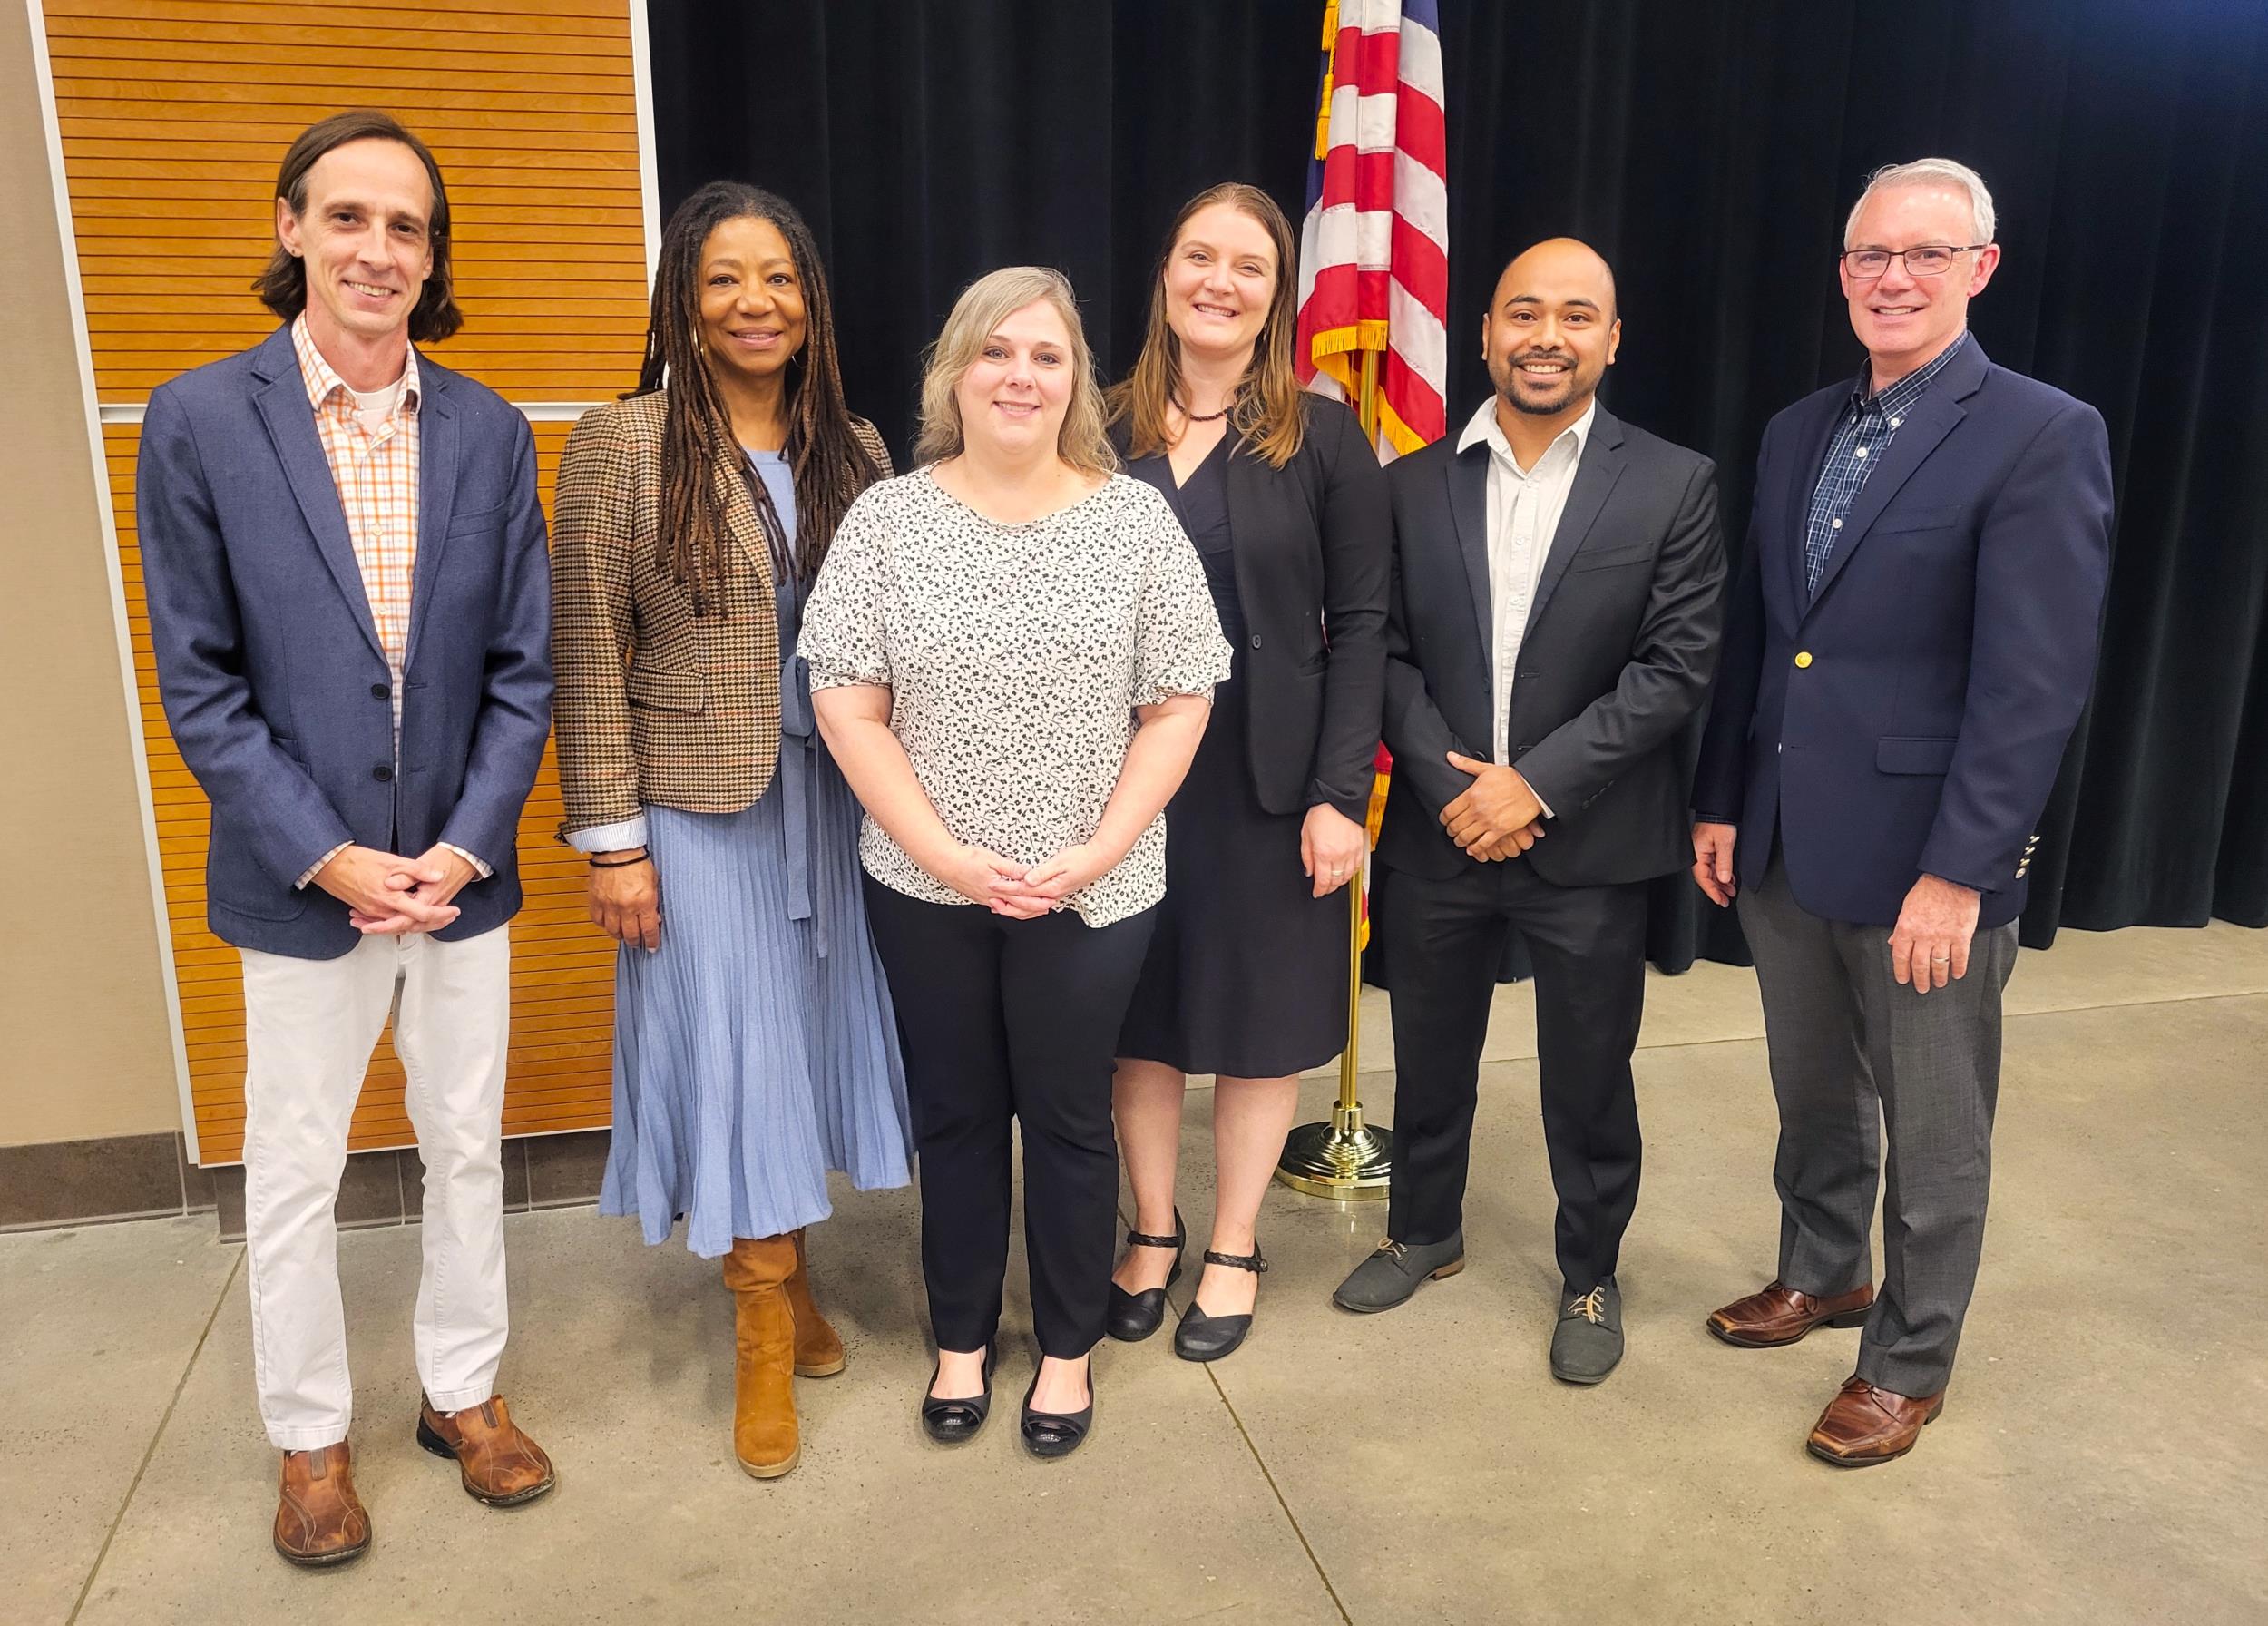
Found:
[49,0,649,1163]
[46,0,647,401]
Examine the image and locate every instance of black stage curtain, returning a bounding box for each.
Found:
[648,0,2268,971]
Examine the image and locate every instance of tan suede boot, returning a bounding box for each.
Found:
[720,1236,799,1478]
[786,1228,846,1377]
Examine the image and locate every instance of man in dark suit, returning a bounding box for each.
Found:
[1690,159,2113,1466]
[1332,240,1725,1385]
[139,112,555,1564]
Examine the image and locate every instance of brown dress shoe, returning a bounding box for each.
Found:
[786,1228,846,1378]
[415,1395,557,1505]
[1707,1279,1874,1347]
[1806,1375,1945,1466]
[722,1235,800,1478]
[273,1440,371,1567]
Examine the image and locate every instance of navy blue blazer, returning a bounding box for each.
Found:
[137,324,554,959]
[1692,338,2113,929]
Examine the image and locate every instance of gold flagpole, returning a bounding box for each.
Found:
[1276,348,1392,1200]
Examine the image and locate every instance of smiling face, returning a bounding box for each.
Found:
[1840,182,1999,382]
[697,214,807,391]
[1163,201,1277,367]
[955,298,1075,459]
[275,137,434,352]
[1481,239,1620,421]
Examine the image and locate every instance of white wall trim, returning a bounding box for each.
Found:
[506,401,615,423]
[25,0,201,1163]
[630,0,661,290]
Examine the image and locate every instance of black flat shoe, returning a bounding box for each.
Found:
[920,1344,996,1445]
[1105,1207,1185,1342]
[1174,1246,1269,1362]
[1019,1363,1095,1461]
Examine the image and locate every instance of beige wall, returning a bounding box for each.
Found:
[0,6,182,1146]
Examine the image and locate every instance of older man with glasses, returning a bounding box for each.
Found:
[1689,159,2114,1466]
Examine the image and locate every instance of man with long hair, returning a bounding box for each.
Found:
[138,110,556,1565]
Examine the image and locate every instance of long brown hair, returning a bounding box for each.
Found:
[1109,182,1305,469]
[255,109,462,344]
[633,181,881,612]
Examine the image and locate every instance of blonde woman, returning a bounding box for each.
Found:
[1106,184,1390,1362]
[802,267,1231,1459]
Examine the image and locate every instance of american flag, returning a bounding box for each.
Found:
[1293,0,1449,462]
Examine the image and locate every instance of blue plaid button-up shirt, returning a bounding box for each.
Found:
[1802,331,1970,593]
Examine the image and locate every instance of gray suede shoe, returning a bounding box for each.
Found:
[1330,1232,1466,1313]
[1550,1278,1624,1384]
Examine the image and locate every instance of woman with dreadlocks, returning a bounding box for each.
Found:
[552,181,912,1481]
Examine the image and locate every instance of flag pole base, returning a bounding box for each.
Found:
[1276,344,1393,1205]
[1275,1103,1393,1201]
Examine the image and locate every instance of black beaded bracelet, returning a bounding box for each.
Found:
[589,852,652,869]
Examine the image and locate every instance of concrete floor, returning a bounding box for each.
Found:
[6,922,2266,1625]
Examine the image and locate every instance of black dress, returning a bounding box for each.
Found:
[1117,436,1351,1077]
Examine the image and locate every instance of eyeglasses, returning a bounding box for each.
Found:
[1839,245,1987,279]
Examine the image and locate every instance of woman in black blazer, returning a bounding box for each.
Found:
[1106,183,1390,1362]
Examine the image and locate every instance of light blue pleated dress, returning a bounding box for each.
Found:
[598,450,914,1257]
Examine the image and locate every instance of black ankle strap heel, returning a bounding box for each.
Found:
[1105,1207,1186,1343]
[1174,1245,1267,1364]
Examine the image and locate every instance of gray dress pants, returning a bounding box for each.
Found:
[1737,851,2019,1396]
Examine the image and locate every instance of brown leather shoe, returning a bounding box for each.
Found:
[1806,1375,1945,1466]
[1707,1279,1874,1347]
[722,1235,800,1478]
[273,1440,370,1567]
[786,1228,846,1378]
[415,1395,557,1506]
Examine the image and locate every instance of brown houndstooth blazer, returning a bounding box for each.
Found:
[550,389,890,839]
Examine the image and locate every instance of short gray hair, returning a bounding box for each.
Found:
[1844,158,1997,249]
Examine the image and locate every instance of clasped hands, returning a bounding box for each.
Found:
[940,842,1116,918]
[314,843,477,935]
[943,804,1368,915]
[1441,751,1548,860]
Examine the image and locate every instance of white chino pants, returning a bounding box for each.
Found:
[239,925,513,1450]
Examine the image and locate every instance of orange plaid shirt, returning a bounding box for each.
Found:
[292,313,421,724]
[289,317,487,886]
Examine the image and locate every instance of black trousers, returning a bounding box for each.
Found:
[863,879,1157,1359]
[1373,857,1649,1290]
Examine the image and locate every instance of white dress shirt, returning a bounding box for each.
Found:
[1455,395,1596,809]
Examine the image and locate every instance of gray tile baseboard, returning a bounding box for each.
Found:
[0,1128,609,1239]
[210,1129,604,1242]
[0,1131,209,1232]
